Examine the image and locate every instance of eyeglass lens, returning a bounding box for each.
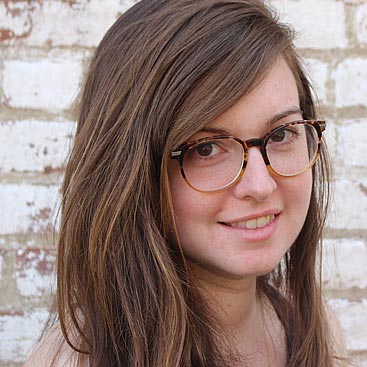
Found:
[182,123,319,191]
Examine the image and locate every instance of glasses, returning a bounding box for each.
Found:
[170,120,326,192]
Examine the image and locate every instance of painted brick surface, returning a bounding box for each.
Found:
[270,0,348,49]
[0,309,49,363]
[0,0,138,47]
[304,58,329,105]
[334,58,367,108]
[324,121,338,161]
[332,300,367,352]
[15,248,56,298]
[356,3,367,45]
[0,0,366,365]
[329,178,367,231]
[0,120,75,173]
[3,59,83,111]
[0,184,59,235]
[323,239,367,290]
[0,250,4,283]
[339,119,367,167]
[0,2,35,43]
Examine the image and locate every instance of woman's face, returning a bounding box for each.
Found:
[168,58,312,282]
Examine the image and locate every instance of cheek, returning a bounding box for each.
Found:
[283,171,313,221]
[170,184,214,227]
[168,161,217,218]
[168,164,200,238]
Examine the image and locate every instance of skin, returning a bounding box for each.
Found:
[168,57,313,365]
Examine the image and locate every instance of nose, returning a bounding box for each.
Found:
[232,147,277,202]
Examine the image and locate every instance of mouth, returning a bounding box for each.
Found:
[221,214,276,230]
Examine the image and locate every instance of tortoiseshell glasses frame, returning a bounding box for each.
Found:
[170,120,326,192]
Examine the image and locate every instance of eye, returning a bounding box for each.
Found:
[270,129,287,143]
[268,127,298,144]
[186,140,227,162]
[195,142,219,157]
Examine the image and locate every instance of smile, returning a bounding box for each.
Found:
[223,214,275,230]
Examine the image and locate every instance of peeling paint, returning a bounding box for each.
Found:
[27,207,53,233]
[359,183,367,196]
[16,248,55,276]
[0,0,42,42]
[15,248,56,298]
[43,165,65,174]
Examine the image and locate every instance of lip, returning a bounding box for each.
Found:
[219,210,280,243]
[220,210,281,225]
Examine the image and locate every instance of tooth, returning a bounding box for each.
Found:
[256,216,267,228]
[225,214,275,229]
[245,219,257,229]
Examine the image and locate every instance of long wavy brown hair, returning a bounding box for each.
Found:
[54,0,335,366]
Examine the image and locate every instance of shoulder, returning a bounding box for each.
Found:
[23,324,87,367]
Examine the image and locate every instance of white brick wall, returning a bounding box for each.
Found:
[323,239,367,289]
[270,0,348,49]
[304,58,329,104]
[15,248,56,298]
[328,178,367,230]
[0,309,49,363]
[332,300,367,352]
[334,58,367,108]
[3,59,82,111]
[0,0,137,48]
[0,0,366,366]
[356,3,367,45]
[0,183,59,235]
[339,119,367,167]
[0,120,75,172]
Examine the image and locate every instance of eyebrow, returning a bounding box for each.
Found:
[200,126,231,135]
[200,107,303,136]
[265,107,303,127]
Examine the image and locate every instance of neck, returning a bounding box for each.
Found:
[190,265,287,366]
[190,264,259,339]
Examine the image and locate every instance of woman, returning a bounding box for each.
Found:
[25,0,348,366]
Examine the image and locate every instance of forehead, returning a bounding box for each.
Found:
[206,58,301,136]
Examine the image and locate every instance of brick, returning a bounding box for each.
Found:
[15,248,55,298]
[0,309,48,363]
[3,58,83,112]
[323,120,338,162]
[327,178,367,230]
[0,0,138,47]
[271,0,348,49]
[334,58,367,108]
[0,120,75,173]
[303,58,329,104]
[323,239,367,290]
[329,299,367,351]
[0,184,59,235]
[343,0,367,4]
[356,3,367,45]
[0,2,39,43]
[0,250,4,283]
[338,119,367,167]
[348,353,367,367]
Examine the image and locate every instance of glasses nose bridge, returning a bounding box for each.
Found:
[242,137,267,164]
